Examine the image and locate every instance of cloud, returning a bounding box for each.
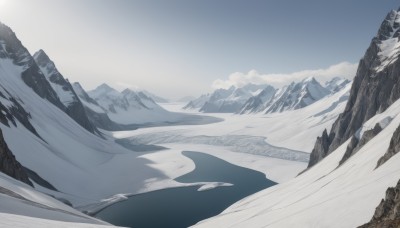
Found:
[212,62,358,89]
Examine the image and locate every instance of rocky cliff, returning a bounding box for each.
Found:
[0,128,32,186]
[308,9,400,168]
[359,180,400,228]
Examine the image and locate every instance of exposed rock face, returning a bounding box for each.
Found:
[377,124,400,168]
[33,50,98,134]
[0,22,63,110]
[359,179,400,228]
[308,129,332,168]
[339,123,382,166]
[0,88,40,138]
[308,9,400,167]
[0,128,32,186]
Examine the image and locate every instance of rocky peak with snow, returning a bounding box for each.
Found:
[197,84,269,113]
[0,22,63,110]
[72,82,99,106]
[238,85,276,114]
[32,50,98,134]
[265,77,330,113]
[309,8,400,168]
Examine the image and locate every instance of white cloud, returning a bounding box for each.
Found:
[212,62,358,89]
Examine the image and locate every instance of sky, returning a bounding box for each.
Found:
[0,0,398,100]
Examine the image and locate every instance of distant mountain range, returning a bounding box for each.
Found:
[185,76,351,114]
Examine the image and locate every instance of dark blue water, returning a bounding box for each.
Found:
[95,151,276,228]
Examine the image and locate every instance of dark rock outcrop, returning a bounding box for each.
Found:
[0,87,40,139]
[23,167,57,191]
[359,180,400,228]
[308,9,400,168]
[339,123,382,166]
[308,129,332,168]
[377,124,400,168]
[0,128,32,186]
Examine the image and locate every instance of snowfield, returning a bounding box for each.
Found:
[192,97,400,228]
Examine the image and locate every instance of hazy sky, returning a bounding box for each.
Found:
[0,0,398,99]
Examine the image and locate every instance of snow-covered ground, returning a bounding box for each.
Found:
[192,92,400,228]
[0,213,116,228]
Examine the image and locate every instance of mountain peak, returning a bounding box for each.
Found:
[32,49,52,64]
[96,83,116,92]
[302,76,317,84]
[121,88,135,95]
[376,8,400,41]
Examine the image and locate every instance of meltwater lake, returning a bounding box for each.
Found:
[95,151,276,228]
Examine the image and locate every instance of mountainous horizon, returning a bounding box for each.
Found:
[1,2,400,228]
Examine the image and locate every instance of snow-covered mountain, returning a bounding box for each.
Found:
[139,90,169,103]
[183,93,210,110]
[32,50,98,134]
[239,77,333,114]
[87,83,179,125]
[265,77,330,113]
[238,86,276,114]
[324,77,351,93]
[194,8,400,228]
[185,84,269,113]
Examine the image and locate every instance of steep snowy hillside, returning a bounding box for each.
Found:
[0,171,110,226]
[194,99,400,227]
[265,77,330,113]
[33,50,98,134]
[195,84,268,113]
[194,8,400,228]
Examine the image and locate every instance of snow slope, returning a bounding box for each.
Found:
[193,97,400,228]
[0,213,114,228]
[0,171,109,226]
